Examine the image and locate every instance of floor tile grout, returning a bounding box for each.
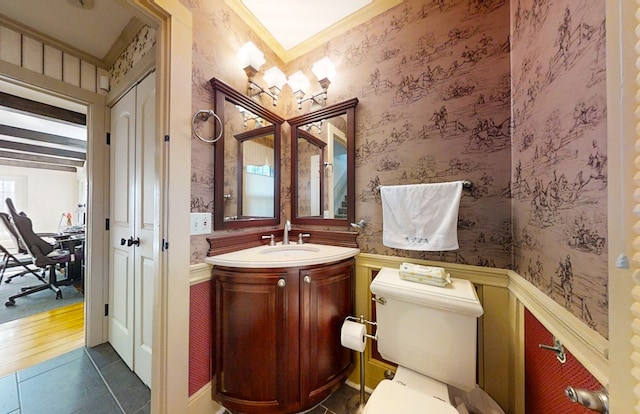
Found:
[0,345,150,414]
[83,347,127,414]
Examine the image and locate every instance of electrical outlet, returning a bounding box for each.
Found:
[190,212,212,235]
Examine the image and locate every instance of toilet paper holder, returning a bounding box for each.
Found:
[345,315,378,341]
[344,315,377,414]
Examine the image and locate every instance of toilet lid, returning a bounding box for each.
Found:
[365,380,459,414]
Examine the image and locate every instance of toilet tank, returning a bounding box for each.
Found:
[370,267,483,392]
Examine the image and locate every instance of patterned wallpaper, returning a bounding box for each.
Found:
[511,0,607,337]
[184,0,607,336]
[295,0,513,269]
[184,0,292,263]
[109,25,157,87]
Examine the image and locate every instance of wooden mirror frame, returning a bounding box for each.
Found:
[288,98,358,226]
[211,78,284,230]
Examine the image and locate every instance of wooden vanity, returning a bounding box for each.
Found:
[206,237,358,414]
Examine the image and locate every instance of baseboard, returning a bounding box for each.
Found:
[188,381,225,414]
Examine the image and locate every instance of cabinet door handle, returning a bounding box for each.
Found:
[120,238,127,246]
[303,275,311,284]
[277,278,286,287]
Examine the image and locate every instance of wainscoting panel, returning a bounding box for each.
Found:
[189,264,213,397]
[525,309,603,413]
[353,253,512,412]
[188,256,609,414]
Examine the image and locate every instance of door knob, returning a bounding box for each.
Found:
[127,237,140,247]
[277,278,286,287]
[120,238,126,246]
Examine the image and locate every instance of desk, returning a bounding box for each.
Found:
[52,233,85,283]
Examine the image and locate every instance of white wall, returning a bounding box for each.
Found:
[1,165,80,233]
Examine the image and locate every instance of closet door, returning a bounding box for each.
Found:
[133,72,156,387]
[108,71,156,387]
[109,84,136,371]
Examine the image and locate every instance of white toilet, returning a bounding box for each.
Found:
[363,267,484,414]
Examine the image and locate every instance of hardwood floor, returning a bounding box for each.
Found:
[0,302,84,377]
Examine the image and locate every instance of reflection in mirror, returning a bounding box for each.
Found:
[238,126,275,218]
[288,98,358,226]
[296,130,325,217]
[211,78,284,230]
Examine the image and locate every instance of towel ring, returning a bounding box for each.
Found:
[192,109,223,143]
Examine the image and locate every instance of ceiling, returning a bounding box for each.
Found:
[1,0,401,65]
[242,0,373,50]
[0,0,134,63]
[0,79,87,173]
[0,0,400,172]
[0,0,131,173]
[227,0,402,62]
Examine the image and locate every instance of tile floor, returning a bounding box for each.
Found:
[0,343,150,414]
[300,384,364,414]
[0,342,362,414]
[220,383,364,414]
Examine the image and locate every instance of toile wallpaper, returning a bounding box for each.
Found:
[511,0,607,337]
[183,0,608,337]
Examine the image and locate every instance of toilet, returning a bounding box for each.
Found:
[363,267,484,413]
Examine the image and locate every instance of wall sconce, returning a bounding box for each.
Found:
[238,41,286,106]
[235,105,264,128]
[304,120,324,133]
[289,57,336,110]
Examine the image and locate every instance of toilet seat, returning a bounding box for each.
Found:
[363,379,459,414]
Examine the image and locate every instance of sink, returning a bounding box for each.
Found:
[259,245,320,256]
[205,243,359,268]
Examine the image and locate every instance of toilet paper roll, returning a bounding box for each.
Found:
[341,320,367,352]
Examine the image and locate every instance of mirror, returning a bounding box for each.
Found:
[211,78,284,229]
[288,98,358,226]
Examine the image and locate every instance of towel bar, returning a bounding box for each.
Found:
[376,180,472,191]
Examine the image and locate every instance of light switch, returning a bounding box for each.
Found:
[190,212,212,235]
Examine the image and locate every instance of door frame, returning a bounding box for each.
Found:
[606,0,637,409]
[0,60,109,347]
[0,1,193,411]
[129,1,192,412]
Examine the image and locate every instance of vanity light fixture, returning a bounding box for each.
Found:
[290,57,336,110]
[288,70,311,109]
[304,120,324,133]
[238,41,286,106]
[235,105,264,128]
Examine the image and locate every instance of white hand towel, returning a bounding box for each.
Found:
[380,181,463,251]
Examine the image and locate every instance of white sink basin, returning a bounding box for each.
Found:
[259,245,320,256]
[205,243,359,268]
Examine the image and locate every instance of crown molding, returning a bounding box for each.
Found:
[224,0,402,64]
[102,17,146,69]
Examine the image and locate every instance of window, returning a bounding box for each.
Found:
[0,175,27,245]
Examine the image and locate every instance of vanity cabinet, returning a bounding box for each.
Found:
[212,258,355,414]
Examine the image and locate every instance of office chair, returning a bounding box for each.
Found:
[0,212,45,285]
[5,198,77,306]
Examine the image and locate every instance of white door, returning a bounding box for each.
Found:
[109,85,136,370]
[109,72,156,387]
[133,72,156,387]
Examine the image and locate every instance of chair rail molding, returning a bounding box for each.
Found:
[507,270,609,387]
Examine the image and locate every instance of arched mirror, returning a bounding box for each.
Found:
[288,98,358,226]
[211,78,284,229]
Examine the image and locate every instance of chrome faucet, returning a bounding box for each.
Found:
[283,220,291,245]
